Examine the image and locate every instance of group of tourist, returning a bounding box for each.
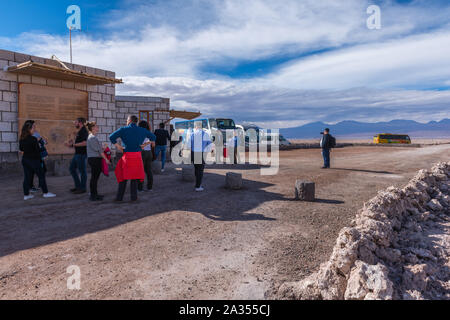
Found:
[19,115,212,201]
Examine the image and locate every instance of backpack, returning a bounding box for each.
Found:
[329,135,336,148]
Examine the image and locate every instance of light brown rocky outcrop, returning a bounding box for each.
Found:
[276,162,450,300]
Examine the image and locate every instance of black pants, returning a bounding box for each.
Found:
[22,157,48,195]
[138,150,153,190]
[30,160,47,188]
[88,157,102,197]
[191,152,205,188]
[116,180,138,201]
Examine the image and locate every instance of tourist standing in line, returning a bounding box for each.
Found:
[65,118,89,194]
[138,120,154,192]
[190,121,212,192]
[110,115,156,202]
[19,120,56,200]
[153,122,171,172]
[86,121,111,201]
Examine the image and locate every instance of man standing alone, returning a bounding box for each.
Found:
[190,121,212,192]
[110,115,156,202]
[66,118,89,194]
[320,128,333,169]
[154,122,171,172]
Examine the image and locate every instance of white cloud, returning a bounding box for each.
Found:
[266,29,450,90]
[118,76,450,128]
[1,0,449,127]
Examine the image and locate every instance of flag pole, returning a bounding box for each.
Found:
[69,27,73,64]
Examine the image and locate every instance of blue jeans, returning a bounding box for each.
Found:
[70,154,87,190]
[322,148,330,168]
[154,145,167,169]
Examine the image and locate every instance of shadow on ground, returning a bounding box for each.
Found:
[0,171,285,257]
[331,168,394,174]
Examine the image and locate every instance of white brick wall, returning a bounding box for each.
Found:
[114,96,171,135]
[0,49,117,161]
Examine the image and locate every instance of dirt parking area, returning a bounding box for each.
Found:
[0,145,449,299]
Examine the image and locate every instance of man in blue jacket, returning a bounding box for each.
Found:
[110,115,156,202]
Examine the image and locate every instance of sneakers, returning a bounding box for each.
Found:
[30,187,40,193]
[24,193,55,200]
[195,186,204,192]
[72,189,87,194]
[43,192,56,198]
[161,169,165,173]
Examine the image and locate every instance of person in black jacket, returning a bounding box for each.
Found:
[154,122,171,172]
[19,120,56,200]
[320,128,332,169]
[138,120,154,192]
[65,118,89,194]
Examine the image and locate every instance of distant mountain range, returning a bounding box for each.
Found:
[280,119,450,139]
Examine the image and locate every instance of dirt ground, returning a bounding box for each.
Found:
[0,144,449,299]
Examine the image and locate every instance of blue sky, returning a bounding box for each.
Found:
[1,0,449,128]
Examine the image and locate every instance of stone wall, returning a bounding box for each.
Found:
[276,162,450,300]
[0,49,115,170]
[115,96,170,132]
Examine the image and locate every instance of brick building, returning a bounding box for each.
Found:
[0,49,172,174]
[115,96,171,131]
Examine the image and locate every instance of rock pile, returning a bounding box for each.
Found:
[276,162,450,300]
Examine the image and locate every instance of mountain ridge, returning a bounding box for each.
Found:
[280,119,450,139]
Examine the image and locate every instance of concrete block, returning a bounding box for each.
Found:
[90,92,102,101]
[0,122,11,131]
[14,52,30,63]
[226,172,243,190]
[2,132,17,142]
[0,50,15,60]
[98,102,108,110]
[0,71,17,81]
[182,166,195,182]
[98,85,106,94]
[295,180,315,201]
[2,91,17,102]
[92,109,103,117]
[0,142,11,152]
[0,80,9,91]
[2,112,17,121]
[0,101,10,111]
